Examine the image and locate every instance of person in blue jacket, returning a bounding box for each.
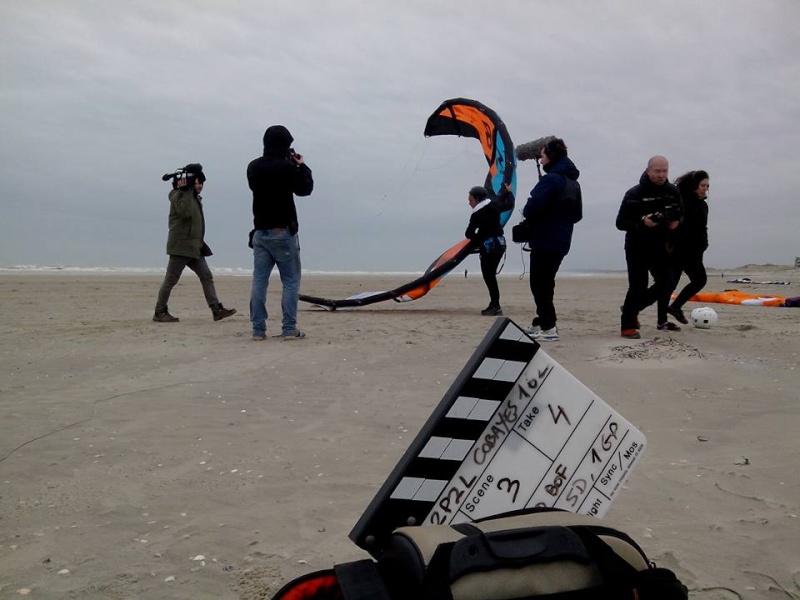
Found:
[519,138,582,342]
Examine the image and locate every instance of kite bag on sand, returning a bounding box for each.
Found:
[271,508,688,600]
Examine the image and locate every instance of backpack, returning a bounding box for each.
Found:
[271,508,687,600]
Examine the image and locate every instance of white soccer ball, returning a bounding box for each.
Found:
[690,306,718,329]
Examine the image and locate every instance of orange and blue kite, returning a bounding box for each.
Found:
[299,98,516,310]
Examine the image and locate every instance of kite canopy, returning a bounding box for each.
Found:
[299,98,516,310]
[687,289,800,307]
[424,98,517,223]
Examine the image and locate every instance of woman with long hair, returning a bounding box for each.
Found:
[668,170,710,324]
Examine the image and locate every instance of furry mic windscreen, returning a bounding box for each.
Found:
[516,136,557,161]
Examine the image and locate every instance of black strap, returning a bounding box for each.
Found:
[334,559,392,600]
[449,526,591,577]
[418,541,457,600]
[635,567,689,600]
[450,522,481,537]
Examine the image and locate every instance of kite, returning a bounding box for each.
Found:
[299,98,516,310]
[725,277,790,285]
[687,289,800,307]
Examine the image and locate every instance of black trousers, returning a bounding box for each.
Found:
[529,248,565,331]
[480,248,504,306]
[671,251,707,310]
[621,246,671,329]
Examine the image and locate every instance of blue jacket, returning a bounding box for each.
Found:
[521,157,583,254]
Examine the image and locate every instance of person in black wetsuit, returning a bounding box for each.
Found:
[465,185,508,316]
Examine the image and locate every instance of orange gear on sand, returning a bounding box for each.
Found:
[687,289,787,307]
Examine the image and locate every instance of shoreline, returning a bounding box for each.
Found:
[1,265,796,279]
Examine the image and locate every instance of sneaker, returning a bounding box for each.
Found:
[657,322,681,331]
[621,328,641,339]
[481,305,503,316]
[525,324,542,336]
[282,329,306,340]
[536,327,559,342]
[252,333,267,341]
[667,305,689,325]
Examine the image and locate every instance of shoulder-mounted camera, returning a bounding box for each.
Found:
[161,163,206,189]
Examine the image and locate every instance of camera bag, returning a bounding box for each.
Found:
[511,220,533,244]
[511,175,582,245]
[271,508,687,600]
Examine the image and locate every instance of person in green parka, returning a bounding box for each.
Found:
[153,163,236,323]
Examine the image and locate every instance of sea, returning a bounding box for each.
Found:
[0,264,624,278]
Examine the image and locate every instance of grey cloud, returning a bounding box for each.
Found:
[2,0,799,273]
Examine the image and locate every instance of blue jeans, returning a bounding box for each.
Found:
[250,229,302,336]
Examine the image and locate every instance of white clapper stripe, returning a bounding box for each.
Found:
[419,436,474,461]
[390,476,448,501]
[446,396,500,420]
[472,356,528,383]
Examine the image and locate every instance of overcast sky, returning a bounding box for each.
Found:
[2,0,799,274]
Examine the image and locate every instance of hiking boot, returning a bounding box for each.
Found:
[481,304,503,316]
[282,329,306,340]
[667,305,689,325]
[153,307,179,323]
[211,303,236,321]
[657,322,681,331]
[620,328,641,339]
[535,327,559,342]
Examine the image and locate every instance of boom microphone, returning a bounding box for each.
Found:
[515,136,557,162]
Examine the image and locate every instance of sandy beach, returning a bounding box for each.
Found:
[1,269,799,599]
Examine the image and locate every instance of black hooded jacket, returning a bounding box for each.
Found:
[675,181,709,254]
[616,171,682,251]
[247,125,314,231]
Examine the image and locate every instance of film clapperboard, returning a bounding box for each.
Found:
[350,317,646,555]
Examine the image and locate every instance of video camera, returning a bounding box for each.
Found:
[650,202,681,224]
[287,148,303,164]
[161,163,206,189]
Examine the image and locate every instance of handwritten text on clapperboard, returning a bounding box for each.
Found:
[424,349,645,525]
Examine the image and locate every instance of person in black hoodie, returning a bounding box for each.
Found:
[667,170,711,324]
[465,185,509,316]
[616,156,682,338]
[247,125,314,341]
[519,138,582,342]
